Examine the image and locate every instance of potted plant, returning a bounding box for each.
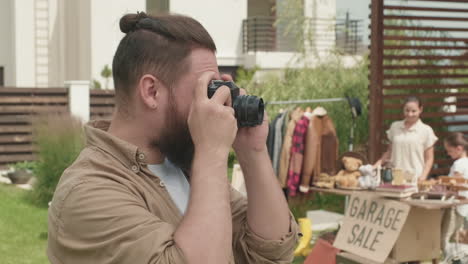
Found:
[7,161,37,184]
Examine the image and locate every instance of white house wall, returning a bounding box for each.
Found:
[90,0,146,89]
[63,0,92,82]
[13,0,36,87]
[305,0,336,55]
[48,0,64,87]
[170,0,247,66]
[0,0,15,86]
[0,0,345,88]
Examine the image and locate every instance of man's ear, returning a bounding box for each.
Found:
[138,74,160,109]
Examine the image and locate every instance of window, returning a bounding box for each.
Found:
[0,66,4,86]
[147,0,169,15]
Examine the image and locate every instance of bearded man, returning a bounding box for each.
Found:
[47,12,298,264]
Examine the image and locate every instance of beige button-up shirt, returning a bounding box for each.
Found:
[386,119,438,179]
[47,120,298,264]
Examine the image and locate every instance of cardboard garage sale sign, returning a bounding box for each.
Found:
[333,193,410,263]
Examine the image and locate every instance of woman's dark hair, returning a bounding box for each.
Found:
[404,96,422,108]
[112,12,216,107]
[444,132,468,152]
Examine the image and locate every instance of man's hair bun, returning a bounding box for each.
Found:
[120,12,148,34]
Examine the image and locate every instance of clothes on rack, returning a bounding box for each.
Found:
[273,111,287,174]
[267,106,339,196]
[267,114,280,161]
[287,114,310,196]
[278,108,304,188]
[300,112,339,193]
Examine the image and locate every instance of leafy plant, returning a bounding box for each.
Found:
[29,114,85,207]
[92,79,102,90]
[235,66,259,88]
[241,55,369,154]
[228,149,237,169]
[9,161,38,173]
[101,64,112,89]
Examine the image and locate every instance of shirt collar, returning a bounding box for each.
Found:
[84,120,147,170]
[399,119,422,132]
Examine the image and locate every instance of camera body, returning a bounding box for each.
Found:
[207,80,264,127]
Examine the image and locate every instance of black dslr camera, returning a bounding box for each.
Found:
[207,80,264,127]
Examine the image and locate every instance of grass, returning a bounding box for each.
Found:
[293,256,306,263]
[0,184,49,264]
[1,182,310,264]
[1,155,336,264]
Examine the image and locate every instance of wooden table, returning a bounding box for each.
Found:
[309,186,468,208]
[309,186,468,263]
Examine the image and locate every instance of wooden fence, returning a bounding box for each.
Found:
[0,88,69,170]
[90,90,115,120]
[369,0,468,175]
[0,88,115,170]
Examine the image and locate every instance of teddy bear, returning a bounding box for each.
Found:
[358,164,381,189]
[334,156,363,188]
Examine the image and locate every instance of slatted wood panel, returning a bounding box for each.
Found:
[90,90,115,120]
[369,0,468,176]
[0,87,69,170]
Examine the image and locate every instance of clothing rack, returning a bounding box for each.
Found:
[266,98,346,105]
[265,97,362,152]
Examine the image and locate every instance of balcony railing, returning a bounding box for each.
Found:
[242,16,364,55]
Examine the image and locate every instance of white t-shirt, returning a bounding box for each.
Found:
[386,119,438,181]
[148,159,190,214]
[449,157,468,217]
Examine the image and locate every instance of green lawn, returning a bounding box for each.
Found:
[0,184,49,264]
[0,182,308,264]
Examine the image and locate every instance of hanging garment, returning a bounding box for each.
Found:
[320,115,339,175]
[267,113,281,161]
[287,115,310,196]
[278,108,304,187]
[282,109,290,139]
[273,112,287,174]
[300,111,339,192]
[300,113,322,193]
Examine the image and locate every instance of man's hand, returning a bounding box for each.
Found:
[176,71,235,264]
[220,74,291,241]
[188,72,238,158]
[219,74,269,153]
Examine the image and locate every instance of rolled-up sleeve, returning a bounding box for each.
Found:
[230,188,299,263]
[47,179,186,264]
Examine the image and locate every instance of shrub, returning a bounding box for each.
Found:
[29,114,85,206]
[240,55,369,153]
[9,161,38,173]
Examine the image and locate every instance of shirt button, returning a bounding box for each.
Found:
[138,153,145,160]
[159,181,165,188]
[131,165,139,172]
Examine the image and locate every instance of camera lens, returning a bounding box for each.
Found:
[233,95,264,127]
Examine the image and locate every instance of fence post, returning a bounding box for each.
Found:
[65,80,90,123]
[369,0,384,163]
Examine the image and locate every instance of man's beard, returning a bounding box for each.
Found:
[152,97,194,174]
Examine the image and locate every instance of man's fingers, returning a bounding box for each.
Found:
[263,110,269,122]
[211,85,232,107]
[194,71,216,101]
[239,88,247,96]
[221,74,233,82]
[226,107,235,116]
